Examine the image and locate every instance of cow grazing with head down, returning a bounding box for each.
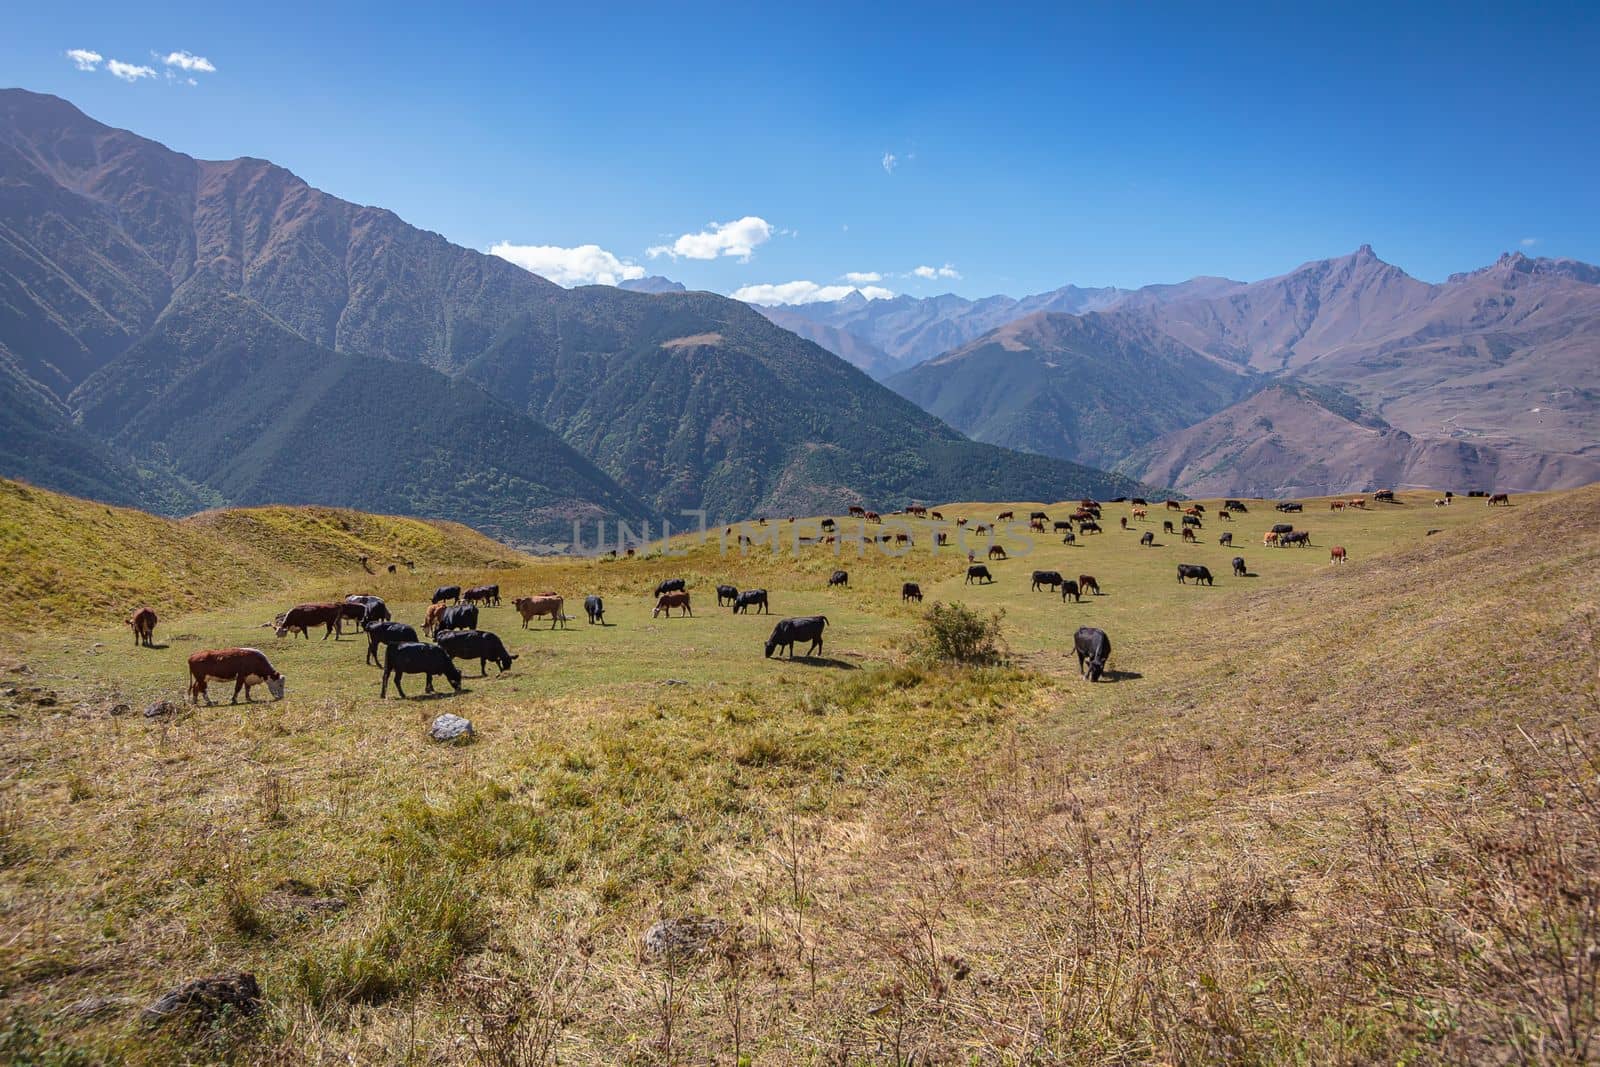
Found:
[439,604,479,632]
[1374,489,1396,503]
[1079,520,1102,535]
[997,510,1014,521]
[275,603,343,640]
[1062,530,1076,545]
[1140,531,1155,546]
[188,648,285,705]
[1177,564,1213,585]
[1330,546,1348,564]
[716,585,739,607]
[989,545,1008,560]
[432,586,461,605]
[848,505,866,517]
[654,578,686,598]
[1054,520,1073,532]
[1216,509,1232,521]
[1074,627,1111,682]
[424,601,449,635]
[1489,493,1511,506]
[128,607,157,647]
[464,584,500,607]
[828,570,849,588]
[1078,575,1100,596]
[1060,579,1080,603]
[765,616,828,659]
[1182,527,1197,543]
[337,600,370,633]
[1166,501,1182,511]
[1182,514,1202,528]
[734,589,769,614]
[381,642,463,699]
[1031,570,1063,591]
[1219,532,1233,546]
[434,629,518,676]
[966,565,993,584]
[514,595,567,629]
[653,591,692,618]
[365,621,418,667]
[584,595,605,625]
[1163,521,1176,535]
[902,582,923,603]
[1233,556,1248,578]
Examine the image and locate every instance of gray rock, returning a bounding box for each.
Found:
[107,703,130,717]
[141,972,261,1027]
[144,700,178,718]
[643,916,727,959]
[428,713,474,742]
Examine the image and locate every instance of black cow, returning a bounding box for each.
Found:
[1131,497,1148,506]
[654,578,686,597]
[584,595,605,625]
[1232,556,1247,577]
[1274,502,1303,513]
[1031,570,1063,591]
[828,570,849,587]
[1074,627,1112,682]
[464,584,501,607]
[966,565,993,584]
[1219,532,1233,546]
[1140,531,1155,546]
[380,642,464,698]
[346,595,389,625]
[765,616,829,659]
[364,620,417,667]
[434,629,518,676]
[1182,514,1202,528]
[1177,564,1214,585]
[1079,520,1102,534]
[1062,530,1076,545]
[734,589,770,614]
[1280,530,1311,547]
[337,600,369,633]
[716,584,740,607]
[902,582,923,602]
[1163,521,1176,534]
[1030,511,1049,521]
[1053,520,1073,532]
[1061,580,1081,603]
[440,604,479,631]
[1270,522,1295,535]
[1225,499,1247,512]
[432,586,461,604]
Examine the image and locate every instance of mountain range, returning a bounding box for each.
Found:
[754,246,1600,496]
[0,89,1147,543]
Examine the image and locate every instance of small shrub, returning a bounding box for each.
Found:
[908,602,1007,666]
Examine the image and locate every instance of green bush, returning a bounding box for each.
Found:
[908,602,1007,665]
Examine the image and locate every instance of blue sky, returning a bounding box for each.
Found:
[5,2,1597,302]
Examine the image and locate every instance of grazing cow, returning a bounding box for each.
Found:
[1030,518,1047,532]
[848,505,866,517]
[1330,500,1346,511]
[1119,516,1128,530]
[1270,522,1295,535]
[997,510,1014,521]
[1060,580,1080,603]
[337,600,370,633]
[1177,564,1214,585]
[1217,509,1232,522]
[434,629,518,676]
[275,603,343,640]
[1074,627,1112,682]
[821,518,836,531]
[902,582,923,603]
[432,586,461,604]
[1489,493,1511,506]
[1182,514,1202,528]
[966,565,994,584]
[1140,531,1155,547]
[936,532,950,546]
[464,584,501,607]
[734,589,770,614]
[1030,510,1049,521]
[1072,509,1094,522]
[1079,521,1102,535]
[1224,499,1246,511]
[1132,497,1148,506]
[956,517,969,527]
[1054,520,1073,532]
[1263,531,1280,546]
[654,578,686,597]
[1163,520,1176,535]
[188,648,286,705]
[989,545,1008,560]
[128,607,157,647]
[716,584,740,607]
[931,511,945,521]
[365,621,418,667]
[653,591,692,618]
[1374,489,1396,502]
[1233,556,1247,578]
[1031,570,1064,591]
[1219,532,1233,546]
[865,511,882,523]
[828,570,849,587]
[584,595,605,625]
[387,564,397,574]
[1182,527,1197,543]
[1330,546,1348,564]
[1275,503,1304,513]
[424,602,449,635]
[765,616,829,659]
[1166,500,1181,511]
[907,505,928,517]
[1435,498,1448,507]
[513,595,567,629]
[1078,575,1100,596]
[1280,531,1311,548]
[1131,507,1148,521]
[439,604,479,632]
[1062,530,1076,545]
[380,642,463,699]
[346,594,390,625]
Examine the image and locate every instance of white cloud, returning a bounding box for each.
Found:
[648,216,773,261]
[732,280,895,306]
[882,152,897,174]
[489,242,647,287]
[107,59,157,82]
[841,271,882,284]
[66,49,102,71]
[162,50,216,73]
[911,263,961,280]
[1520,236,1539,247]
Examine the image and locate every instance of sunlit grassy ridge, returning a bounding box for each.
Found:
[1,481,1595,1063]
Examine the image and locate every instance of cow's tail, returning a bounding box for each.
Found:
[821,616,829,629]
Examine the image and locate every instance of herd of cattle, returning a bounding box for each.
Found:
[130,489,1491,704]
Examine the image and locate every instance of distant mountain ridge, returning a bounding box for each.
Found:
[0,88,1151,541]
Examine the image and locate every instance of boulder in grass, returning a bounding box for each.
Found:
[429,713,474,743]
[140,971,261,1027]
[643,916,727,960]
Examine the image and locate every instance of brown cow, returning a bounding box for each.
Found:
[907,504,928,517]
[1182,527,1197,542]
[653,591,692,618]
[930,511,944,521]
[424,601,449,635]
[848,505,866,517]
[1078,575,1101,596]
[1166,500,1181,511]
[1030,518,1046,532]
[956,517,969,527]
[275,603,343,639]
[1489,493,1511,506]
[128,607,157,647]
[1131,506,1148,520]
[1331,546,1348,564]
[988,545,1008,560]
[1329,500,1345,511]
[514,595,567,629]
[188,648,285,705]
[865,511,882,523]
[1263,531,1280,545]
[997,510,1014,521]
[1119,516,1128,530]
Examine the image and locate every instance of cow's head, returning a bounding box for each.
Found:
[267,675,287,700]
[497,651,518,671]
